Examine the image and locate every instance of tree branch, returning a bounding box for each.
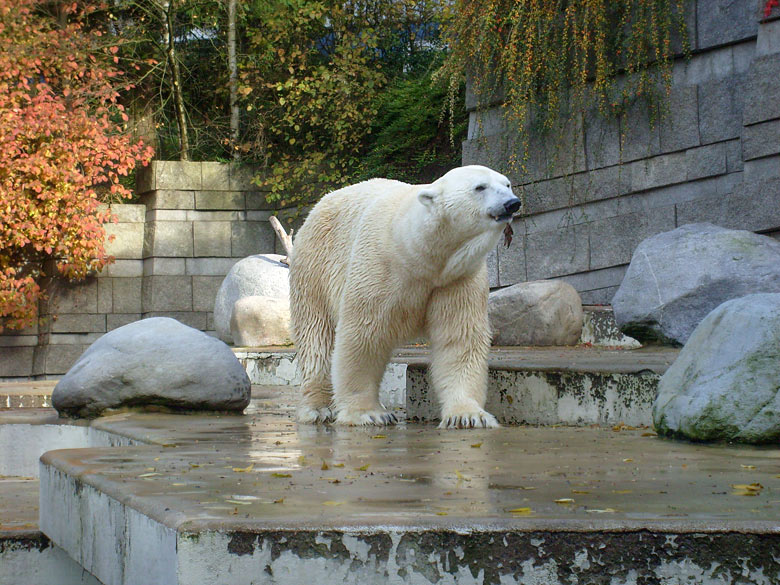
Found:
[269,216,293,265]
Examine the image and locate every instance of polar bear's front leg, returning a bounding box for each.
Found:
[426,269,499,429]
[330,321,398,426]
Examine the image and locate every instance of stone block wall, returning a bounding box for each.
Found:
[137,161,284,332]
[466,1,780,303]
[1,204,146,378]
[1,162,291,379]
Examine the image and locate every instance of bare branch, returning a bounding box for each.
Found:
[269,216,293,265]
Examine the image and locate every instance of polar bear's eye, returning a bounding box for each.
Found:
[475,184,487,192]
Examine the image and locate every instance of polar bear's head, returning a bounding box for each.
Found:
[417,165,521,227]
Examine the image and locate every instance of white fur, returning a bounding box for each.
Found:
[289,165,517,427]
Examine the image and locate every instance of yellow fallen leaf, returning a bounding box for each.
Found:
[272,473,292,478]
[321,461,329,471]
[622,458,634,463]
[232,463,254,473]
[554,498,575,504]
[436,511,448,516]
[612,423,636,432]
[508,507,533,516]
[571,490,590,495]
[356,464,370,471]
[613,490,633,494]
[641,432,657,437]
[153,457,160,461]
[139,472,160,478]
[172,483,185,486]
[470,442,482,448]
[298,456,306,465]
[274,498,284,504]
[333,463,345,468]
[322,501,344,506]
[455,470,471,481]
[328,478,341,484]
[145,467,155,471]
[741,465,757,470]
[371,434,387,439]
[189,463,200,468]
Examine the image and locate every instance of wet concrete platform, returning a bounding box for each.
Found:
[12,385,776,584]
[0,380,55,409]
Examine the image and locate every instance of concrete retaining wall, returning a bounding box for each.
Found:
[468,2,780,303]
[0,162,292,379]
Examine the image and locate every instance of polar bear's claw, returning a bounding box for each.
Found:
[297,405,335,424]
[439,410,500,429]
[335,409,398,426]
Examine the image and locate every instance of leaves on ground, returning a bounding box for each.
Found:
[272,472,292,478]
[232,463,254,473]
[612,423,636,432]
[732,483,763,496]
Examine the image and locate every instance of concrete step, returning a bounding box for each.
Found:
[406,347,679,427]
[235,345,678,427]
[0,381,56,409]
[18,388,779,585]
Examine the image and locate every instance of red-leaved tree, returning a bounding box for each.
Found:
[0,0,154,332]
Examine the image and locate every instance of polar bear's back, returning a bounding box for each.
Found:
[290,178,414,321]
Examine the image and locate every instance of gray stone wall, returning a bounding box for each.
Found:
[1,162,289,379]
[466,1,780,304]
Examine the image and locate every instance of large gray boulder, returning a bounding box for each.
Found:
[489,280,583,346]
[52,317,251,417]
[230,295,292,347]
[613,223,780,345]
[653,294,780,444]
[213,254,290,343]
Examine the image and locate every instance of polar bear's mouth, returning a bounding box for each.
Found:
[489,212,514,222]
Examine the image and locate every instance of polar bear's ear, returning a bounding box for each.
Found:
[417,185,438,208]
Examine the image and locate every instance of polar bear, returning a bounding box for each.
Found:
[289,165,521,428]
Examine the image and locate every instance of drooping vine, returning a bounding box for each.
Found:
[438,0,689,177]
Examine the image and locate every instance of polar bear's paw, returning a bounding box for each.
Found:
[335,408,398,426]
[439,409,500,429]
[297,405,335,424]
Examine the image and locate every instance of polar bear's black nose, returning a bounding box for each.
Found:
[504,198,521,215]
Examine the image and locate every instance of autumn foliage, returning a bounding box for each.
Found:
[0,0,153,331]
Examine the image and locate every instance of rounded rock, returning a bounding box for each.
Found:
[488,280,583,346]
[213,254,290,343]
[653,293,780,444]
[52,317,251,418]
[613,223,780,345]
